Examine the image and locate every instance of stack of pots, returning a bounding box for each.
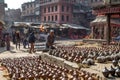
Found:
[102,59,120,78]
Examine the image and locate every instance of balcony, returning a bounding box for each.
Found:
[40,0,59,6]
[22,13,37,17]
[40,0,75,6]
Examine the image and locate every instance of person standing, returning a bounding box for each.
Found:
[12,32,16,44]
[29,31,36,53]
[15,31,21,49]
[5,33,10,50]
[46,30,55,49]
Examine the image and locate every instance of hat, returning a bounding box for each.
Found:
[16,31,19,33]
[50,30,54,33]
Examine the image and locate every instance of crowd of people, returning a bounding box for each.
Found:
[3,29,55,53]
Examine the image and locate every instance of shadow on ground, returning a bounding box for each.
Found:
[0,46,14,53]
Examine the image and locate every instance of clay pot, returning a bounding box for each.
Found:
[102,67,109,77]
[112,59,118,67]
[82,59,88,64]
[116,66,120,77]
[109,66,115,76]
[87,58,95,65]
[97,56,105,63]
[88,76,93,80]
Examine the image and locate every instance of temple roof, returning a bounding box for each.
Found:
[91,15,120,26]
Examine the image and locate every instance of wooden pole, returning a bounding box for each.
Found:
[106,14,111,45]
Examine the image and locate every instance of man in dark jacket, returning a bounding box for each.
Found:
[29,32,36,53]
[46,30,55,49]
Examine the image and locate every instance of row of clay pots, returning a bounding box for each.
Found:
[102,65,120,78]
[49,46,120,64]
[0,56,98,80]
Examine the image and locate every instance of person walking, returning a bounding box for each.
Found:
[15,31,21,49]
[46,30,55,49]
[23,38,27,49]
[28,31,36,53]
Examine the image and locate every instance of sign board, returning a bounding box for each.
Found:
[0,0,4,3]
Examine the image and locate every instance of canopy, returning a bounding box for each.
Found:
[62,24,90,30]
[30,26,40,29]
[91,16,107,23]
[91,15,120,26]
[13,22,31,28]
[0,20,5,29]
[0,20,5,25]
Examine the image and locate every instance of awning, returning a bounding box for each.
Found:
[91,16,107,23]
[0,20,5,29]
[0,20,5,25]
[30,26,40,29]
[62,24,90,30]
[13,22,31,28]
[91,15,120,27]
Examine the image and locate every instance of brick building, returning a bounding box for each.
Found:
[0,0,7,20]
[40,0,76,24]
[5,9,21,22]
[21,0,95,27]
[21,1,40,22]
[0,0,7,47]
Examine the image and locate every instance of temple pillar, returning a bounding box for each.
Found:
[104,25,107,39]
[91,26,94,39]
[99,25,102,39]
[106,14,111,45]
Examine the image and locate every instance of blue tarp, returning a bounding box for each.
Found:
[115,36,120,41]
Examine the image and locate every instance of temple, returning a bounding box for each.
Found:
[91,0,120,43]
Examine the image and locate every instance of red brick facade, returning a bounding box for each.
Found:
[40,0,76,24]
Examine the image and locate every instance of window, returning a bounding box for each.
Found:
[66,16,69,21]
[91,0,93,2]
[44,8,46,13]
[61,5,64,12]
[48,16,50,21]
[51,6,54,12]
[66,6,69,11]
[61,15,64,21]
[52,16,54,21]
[44,16,46,21]
[55,5,58,11]
[55,15,57,21]
[48,7,50,12]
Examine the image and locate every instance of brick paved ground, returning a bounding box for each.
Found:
[0,41,120,80]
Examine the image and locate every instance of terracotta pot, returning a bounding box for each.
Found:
[116,66,120,77]
[109,66,115,76]
[112,59,118,67]
[102,67,109,77]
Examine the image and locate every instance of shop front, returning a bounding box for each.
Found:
[0,20,5,47]
[91,15,120,41]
